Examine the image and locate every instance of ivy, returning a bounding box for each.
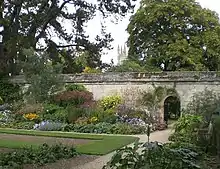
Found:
[140,86,178,112]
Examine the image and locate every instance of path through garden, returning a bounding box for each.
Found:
[74,128,173,169]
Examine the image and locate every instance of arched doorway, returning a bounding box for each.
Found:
[164,96,181,124]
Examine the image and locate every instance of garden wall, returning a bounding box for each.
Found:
[10,71,220,110]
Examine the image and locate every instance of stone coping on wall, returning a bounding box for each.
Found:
[8,71,220,84]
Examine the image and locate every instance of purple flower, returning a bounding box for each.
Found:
[33,121,63,131]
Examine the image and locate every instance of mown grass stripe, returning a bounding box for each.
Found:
[0,128,139,155]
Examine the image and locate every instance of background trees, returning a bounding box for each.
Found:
[127,0,220,71]
[0,0,136,75]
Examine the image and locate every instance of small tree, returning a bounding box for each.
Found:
[185,89,220,122]
[22,49,63,103]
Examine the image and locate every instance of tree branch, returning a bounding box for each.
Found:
[35,0,72,44]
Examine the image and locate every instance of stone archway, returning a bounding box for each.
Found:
[163,95,181,124]
[159,95,181,124]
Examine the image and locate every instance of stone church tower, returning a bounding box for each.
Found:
[117,44,127,65]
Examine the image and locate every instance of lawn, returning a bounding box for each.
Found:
[0,128,139,155]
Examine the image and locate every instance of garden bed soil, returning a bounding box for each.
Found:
[0,133,93,146]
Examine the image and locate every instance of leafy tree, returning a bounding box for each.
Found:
[110,60,145,72]
[0,0,136,75]
[22,49,63,103]
[109,59,161,72]
[127,0,220,71]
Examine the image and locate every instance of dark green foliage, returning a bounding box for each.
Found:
[65,84,87,92]
[0,144,78,168]
[41,104,67,123]
[109,60,161,72]
[169,114,203,144]
[127,0,220,71]
[110,60,145,72]
[104,142,205,169]
[0,79,22,103]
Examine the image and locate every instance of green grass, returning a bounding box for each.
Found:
[0,128,138,155]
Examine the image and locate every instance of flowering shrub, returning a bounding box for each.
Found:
[53,90,93,107]
[23,113,39,121]
[100,95,122,111]
[118,115,147,126]
[34,121,64,131]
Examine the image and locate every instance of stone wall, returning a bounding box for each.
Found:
[10,71,220,110]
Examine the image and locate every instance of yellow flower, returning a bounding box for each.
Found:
[23,113,39,120]
[83,66,91,73]
[89,116,98,124]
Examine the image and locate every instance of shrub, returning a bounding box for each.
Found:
[65,84,87,91]
[0,144,77,168]
[104,142,204,169]
[41,104,67,122]
[99,95,122,111]
[185,89,220,122]
[0,79,22,103]
[169,114,203,144]
[66,106,86,123]
[53,90,93,107]
[34,121,64,131]
[88,108,117,124]
[43,103,61,114]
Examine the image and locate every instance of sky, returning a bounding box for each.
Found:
[85,0,220,64]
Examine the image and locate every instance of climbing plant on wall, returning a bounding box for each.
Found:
[140,86,178,114]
